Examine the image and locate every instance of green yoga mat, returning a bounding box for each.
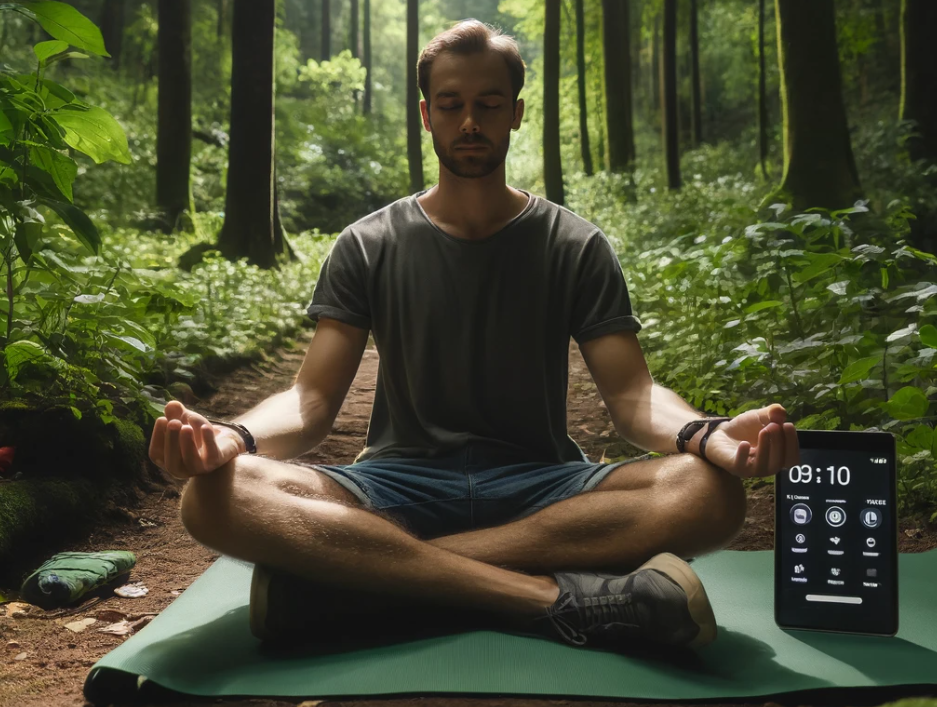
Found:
[84,550,937,705]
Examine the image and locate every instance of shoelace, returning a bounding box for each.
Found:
[546,591,639,646]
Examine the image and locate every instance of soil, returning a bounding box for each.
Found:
[1,327,935,707]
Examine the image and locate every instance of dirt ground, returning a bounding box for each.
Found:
[1,326,935,707]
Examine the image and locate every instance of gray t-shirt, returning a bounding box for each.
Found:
[306,189,642,464]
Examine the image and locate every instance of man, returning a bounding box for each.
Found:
[150,19,799,653]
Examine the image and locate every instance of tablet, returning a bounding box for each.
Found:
[774,429,898,636]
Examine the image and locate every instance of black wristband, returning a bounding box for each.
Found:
[676,416,731,461]
[206,419,257,454]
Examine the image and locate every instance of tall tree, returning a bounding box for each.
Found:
[544,0,565,204]
[363,0,373,114]
[216,0,227,39]
[156,0,192,232]
[406,0,423,193]
[689,0,702,147]
[218,0,289,268]
[350,0,359,57]
[775,0,861,210]
[575,0,592,175]
[900,0,937,165]
[99,0,124,70]
[758,0,769,179]
[321,0,331,61]
[650,11,660,118]
[661,0,680,189]
[602,0,635,173]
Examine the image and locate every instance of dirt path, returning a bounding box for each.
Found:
[1,326,935,707]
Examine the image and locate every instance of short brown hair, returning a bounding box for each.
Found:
[417,19,526,107]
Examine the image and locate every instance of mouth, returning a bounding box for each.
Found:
[455,145,488,152]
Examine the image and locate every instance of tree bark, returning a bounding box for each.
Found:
[321,0,331,61]
[775,0,862,210]
[650,11,660,118]
[661,0,680,189]
[689,0,702,147]
[602,0,635,173]
[575,0,593,175]
[156,0,192,233]
[900,0,937,164]
[350,0,359,57]
[363,0,372,114]
[758,0,768,179]
[544,0,565,204]
[218,0,285,268]
[99,0,124,70]
[407,0,423,193]
[216,0,227,40]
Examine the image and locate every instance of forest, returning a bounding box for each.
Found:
[2,1,937,705]
[0,0,935,539]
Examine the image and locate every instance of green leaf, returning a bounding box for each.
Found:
[883,386,930,421]
[920,324,937,349]
[33,39,67,63]
[36,79,76,108]
[2,339,46,382]
[18,1,109,57]
[837,355,883,385]
[13,219,42,263]
[743,300,784,314]
[29,145,77,202]
[103,332,151,353]
[36,197,100,254]
[46,50,89,65]
[69,405,82,420]
[48,105,130,164]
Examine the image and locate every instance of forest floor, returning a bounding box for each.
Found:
[1,326,936,707]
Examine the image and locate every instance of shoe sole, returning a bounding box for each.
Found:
[637,552,717,649]
[249,564,272,641]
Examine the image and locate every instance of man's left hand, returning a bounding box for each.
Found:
[703,403,801,479]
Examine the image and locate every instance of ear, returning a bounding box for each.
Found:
[420,100,432,131]
[511,98,525,130]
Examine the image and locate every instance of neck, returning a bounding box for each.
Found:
[418,164,528,239]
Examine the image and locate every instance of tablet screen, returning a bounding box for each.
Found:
[775,430,897,636]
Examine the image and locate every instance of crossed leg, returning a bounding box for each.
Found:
[179,452,746,625]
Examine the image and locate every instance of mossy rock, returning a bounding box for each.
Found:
[0,400,145,483]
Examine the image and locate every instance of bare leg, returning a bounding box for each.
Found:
[180,455,560,624]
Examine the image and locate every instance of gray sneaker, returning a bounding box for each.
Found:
[532,552,717,651]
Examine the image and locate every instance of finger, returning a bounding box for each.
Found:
[164,400,185,422]
[202,423,225,465]
[783,422,800,468]
[149,417,167,467]
[769,423,785,474]
[735,440,751,477]
[165,419,185,478]
[179,424,205,475]
[187,413,208,452]
[756,428,772,477]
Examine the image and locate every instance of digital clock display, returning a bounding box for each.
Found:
[787,465,851,485]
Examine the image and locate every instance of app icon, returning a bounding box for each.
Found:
[794,564,805,574]
[866,537,876,548]
[861,508,882,529]
[826,506,846,527]
[831,567,841,576]
[830,536,841,545]
[791,504,812,525]
[866,568,878,578]
[795,533,806,544]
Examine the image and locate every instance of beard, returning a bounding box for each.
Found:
[432,129,511,179]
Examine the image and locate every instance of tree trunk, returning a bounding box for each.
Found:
[758,0,768,179]
[156,0,192,233]
[363,0,372,114]
[900,0,937,164]
[602,0,635,173]
[544,0,565,204]
[218,0,285,269]
[216,0,227,40]
[406,0,423,193]
[689,0,702,147]
[661,0,680,189]
[321,0,331,61]
[350,0,359,57]
[575,0,593,175]
[775,0,862,210]
[99,0,124,70]
[650,11,660,118]
[299,1,317,61]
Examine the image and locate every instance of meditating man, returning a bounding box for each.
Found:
[150,19,800,653]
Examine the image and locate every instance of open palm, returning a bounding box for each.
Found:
[704,403,801,479]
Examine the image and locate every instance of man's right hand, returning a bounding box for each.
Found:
[149,400,245,480]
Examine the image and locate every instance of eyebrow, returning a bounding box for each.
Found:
[434,89,507,99]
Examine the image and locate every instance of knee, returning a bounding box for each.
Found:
[668,454,747,547]
[179,455,264,545]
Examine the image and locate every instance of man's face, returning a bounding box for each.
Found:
[421,50,524,179]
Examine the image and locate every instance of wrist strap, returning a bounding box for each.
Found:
[677,417,731,462]
[206,418,257,454]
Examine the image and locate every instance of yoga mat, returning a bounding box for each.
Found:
[83,550,937,704]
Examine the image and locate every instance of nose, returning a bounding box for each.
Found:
[459,109,480,134]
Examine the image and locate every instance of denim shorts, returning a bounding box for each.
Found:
[299,443,656,540]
